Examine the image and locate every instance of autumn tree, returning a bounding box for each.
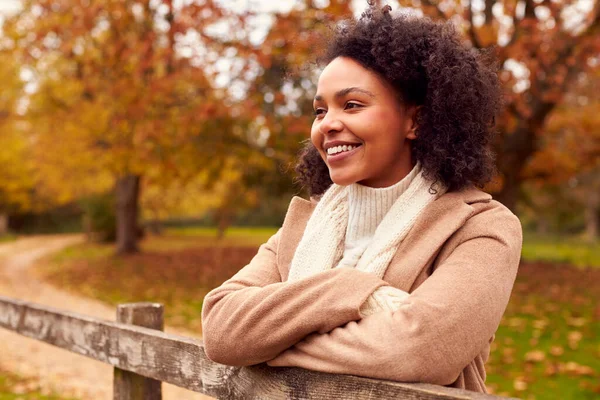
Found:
[397,0,600,210]
[3,0,242,253]
[0,49,34,234]
[524,69,600,239]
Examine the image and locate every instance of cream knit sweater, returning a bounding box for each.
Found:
[342,169,418,317]
[288,164,441,317]
[338,164,420,269]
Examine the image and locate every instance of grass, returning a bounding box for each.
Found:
[0,234,17,243]
[485,262,600,399]
[36,227,600,399]
[521,233,600,268]
[38,227,277,331]
[0,369,74,400]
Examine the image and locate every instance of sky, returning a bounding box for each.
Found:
[0,0,21,16]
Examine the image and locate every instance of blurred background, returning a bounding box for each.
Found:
[0,0,598,399]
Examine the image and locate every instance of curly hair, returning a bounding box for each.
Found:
[295,4,501,197]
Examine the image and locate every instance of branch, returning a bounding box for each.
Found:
[466,0,482,48]
[484,0,495,24]
[524,0,536,19]
[506,0,537,48]
[507,102,523,120]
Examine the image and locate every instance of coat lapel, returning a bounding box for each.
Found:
[382,188,490,292]
[277,188,492,289]
[277,196,315,281]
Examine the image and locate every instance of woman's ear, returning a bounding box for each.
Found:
[405,105,421,140]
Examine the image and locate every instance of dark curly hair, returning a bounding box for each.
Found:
[295,4,501,197]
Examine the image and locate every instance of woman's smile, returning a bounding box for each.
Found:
[324,141,363,163]
[326,144,362,162]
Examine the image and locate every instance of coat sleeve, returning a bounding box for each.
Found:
[201,229,388,366]
[268,202,522,386]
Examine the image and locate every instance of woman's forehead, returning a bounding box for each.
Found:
[316,57,382,95]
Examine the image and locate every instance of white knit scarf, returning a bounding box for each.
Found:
[288,164,446,281]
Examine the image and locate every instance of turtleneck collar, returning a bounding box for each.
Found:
[346,163,421,243]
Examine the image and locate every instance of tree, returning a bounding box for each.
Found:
[524,69,600,239]
[3,0,238,253]
[397,0,600,210]
[0,50,34,234]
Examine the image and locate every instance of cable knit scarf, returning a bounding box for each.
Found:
[288,164,446,282]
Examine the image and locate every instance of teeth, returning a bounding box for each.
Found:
[327,144,358,155]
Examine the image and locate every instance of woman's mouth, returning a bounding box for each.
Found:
[326,144,362,163]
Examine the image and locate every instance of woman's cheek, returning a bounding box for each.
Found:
[310,123,322,148]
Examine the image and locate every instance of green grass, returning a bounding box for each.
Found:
[521,233,600,268]
[0,234,17,243]
[37,228,600,399]
[164,226,277,246]
[485,263,600,399]
[0,370,75,400]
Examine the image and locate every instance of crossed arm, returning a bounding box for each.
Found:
[201,208,522,385]
[201,229,388,366]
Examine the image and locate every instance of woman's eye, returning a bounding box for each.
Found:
[313,108,326,117]
[345,102,362,110]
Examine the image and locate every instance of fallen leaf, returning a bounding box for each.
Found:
[550,346,564,356]
[514,378,528,391]
[525,350,546,363]
[564,361,595,376]
[568,331,583,349]
[521,304,537,314]
[544,363,559,376]
[567,317,587,327]
[508,317,526,328]
[532,319,548,329]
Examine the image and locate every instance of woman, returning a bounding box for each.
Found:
[202,4,522,393]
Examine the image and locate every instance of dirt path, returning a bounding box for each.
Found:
[0,235,212,400]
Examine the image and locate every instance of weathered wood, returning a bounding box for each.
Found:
[114,303,164,400]
[0,296,516,400]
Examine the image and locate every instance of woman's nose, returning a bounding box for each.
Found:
[319,111,344,135]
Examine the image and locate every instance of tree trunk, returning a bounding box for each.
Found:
[494,170,522,213]
[494,125,532,213]
[584,193,599,241]
[495,99,555,212]
[0,213,8,236]
[536,217,549,236]
[115,174,141,254]
[216,205,231,240]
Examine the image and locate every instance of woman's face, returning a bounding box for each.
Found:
[311,57,417,188]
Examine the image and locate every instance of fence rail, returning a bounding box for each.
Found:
[0,295,514,400]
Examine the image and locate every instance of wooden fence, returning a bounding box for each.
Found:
[0,295,516,400]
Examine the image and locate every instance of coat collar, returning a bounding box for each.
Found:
[278,187,491,287]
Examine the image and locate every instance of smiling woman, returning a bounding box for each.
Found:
[202,2,522,394]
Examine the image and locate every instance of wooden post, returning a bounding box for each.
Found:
[114,303,164,400]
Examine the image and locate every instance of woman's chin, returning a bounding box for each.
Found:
[329,172,360,187]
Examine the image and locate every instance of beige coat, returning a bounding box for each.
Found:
[201,187,522,392]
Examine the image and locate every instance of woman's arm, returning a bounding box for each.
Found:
[268,202,522,386]
[201,229,388,366]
